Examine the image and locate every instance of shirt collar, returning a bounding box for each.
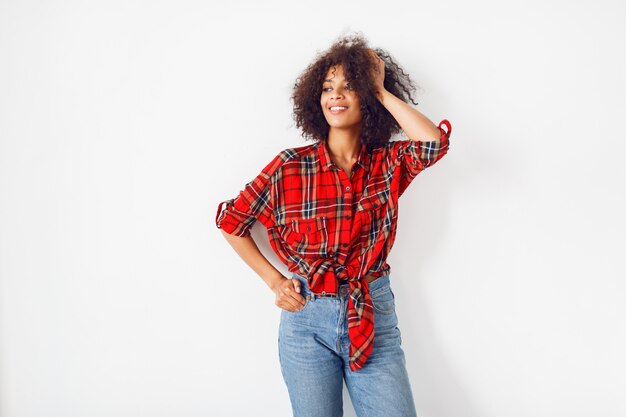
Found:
[317,139,370,173]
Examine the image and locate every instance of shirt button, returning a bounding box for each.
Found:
[346,215,351,220]
[306,226,311,231]
[373,203,378,208]
[342,243,348,248]
[345,186,351,191]
[322,291,326,295]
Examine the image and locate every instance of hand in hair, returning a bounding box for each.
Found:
[368,48,386,98]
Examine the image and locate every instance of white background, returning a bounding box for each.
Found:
[1,0,625,416]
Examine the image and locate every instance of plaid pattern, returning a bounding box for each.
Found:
[216,119,452,371]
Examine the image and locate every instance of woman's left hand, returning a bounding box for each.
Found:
[368,49,386,98]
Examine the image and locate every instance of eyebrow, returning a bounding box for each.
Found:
[323,79,349,84]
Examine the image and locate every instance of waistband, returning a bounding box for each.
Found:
[291,272,390,299]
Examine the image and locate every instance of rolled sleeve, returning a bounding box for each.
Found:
[215,152,283,237]
[393,119,452,196]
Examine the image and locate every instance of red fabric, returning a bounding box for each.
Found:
[216,119,451,371]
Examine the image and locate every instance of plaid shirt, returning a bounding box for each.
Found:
[216,119,452,371]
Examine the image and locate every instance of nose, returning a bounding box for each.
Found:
[331,88,345,100]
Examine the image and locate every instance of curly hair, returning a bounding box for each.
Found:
[291,32,421,151]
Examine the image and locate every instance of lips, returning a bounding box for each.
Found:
[328,106,348,115]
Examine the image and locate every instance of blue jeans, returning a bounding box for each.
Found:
[278,272,418,417]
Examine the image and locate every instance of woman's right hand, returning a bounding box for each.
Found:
[272,276,307,312]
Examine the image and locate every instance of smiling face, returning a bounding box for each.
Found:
[320,64,362,132]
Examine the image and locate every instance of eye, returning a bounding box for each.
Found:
[322,84,353,92]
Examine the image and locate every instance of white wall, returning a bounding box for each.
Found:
[1,1,624,416]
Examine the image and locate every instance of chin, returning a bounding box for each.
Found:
[326,119,358,128]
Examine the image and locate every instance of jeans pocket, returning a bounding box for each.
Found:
[371,287,395,315]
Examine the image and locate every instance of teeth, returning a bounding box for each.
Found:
[330,106,347,110]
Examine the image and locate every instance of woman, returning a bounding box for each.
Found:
[216,33,451,417]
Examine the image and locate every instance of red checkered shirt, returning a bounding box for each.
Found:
[216,119,452,371]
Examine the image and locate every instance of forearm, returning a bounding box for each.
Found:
[377,89,441,142]
[220,230,284,291]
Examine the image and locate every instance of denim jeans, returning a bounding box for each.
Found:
[278,272,418,417]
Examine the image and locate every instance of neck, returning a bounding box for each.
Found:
[326,126,361,161]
